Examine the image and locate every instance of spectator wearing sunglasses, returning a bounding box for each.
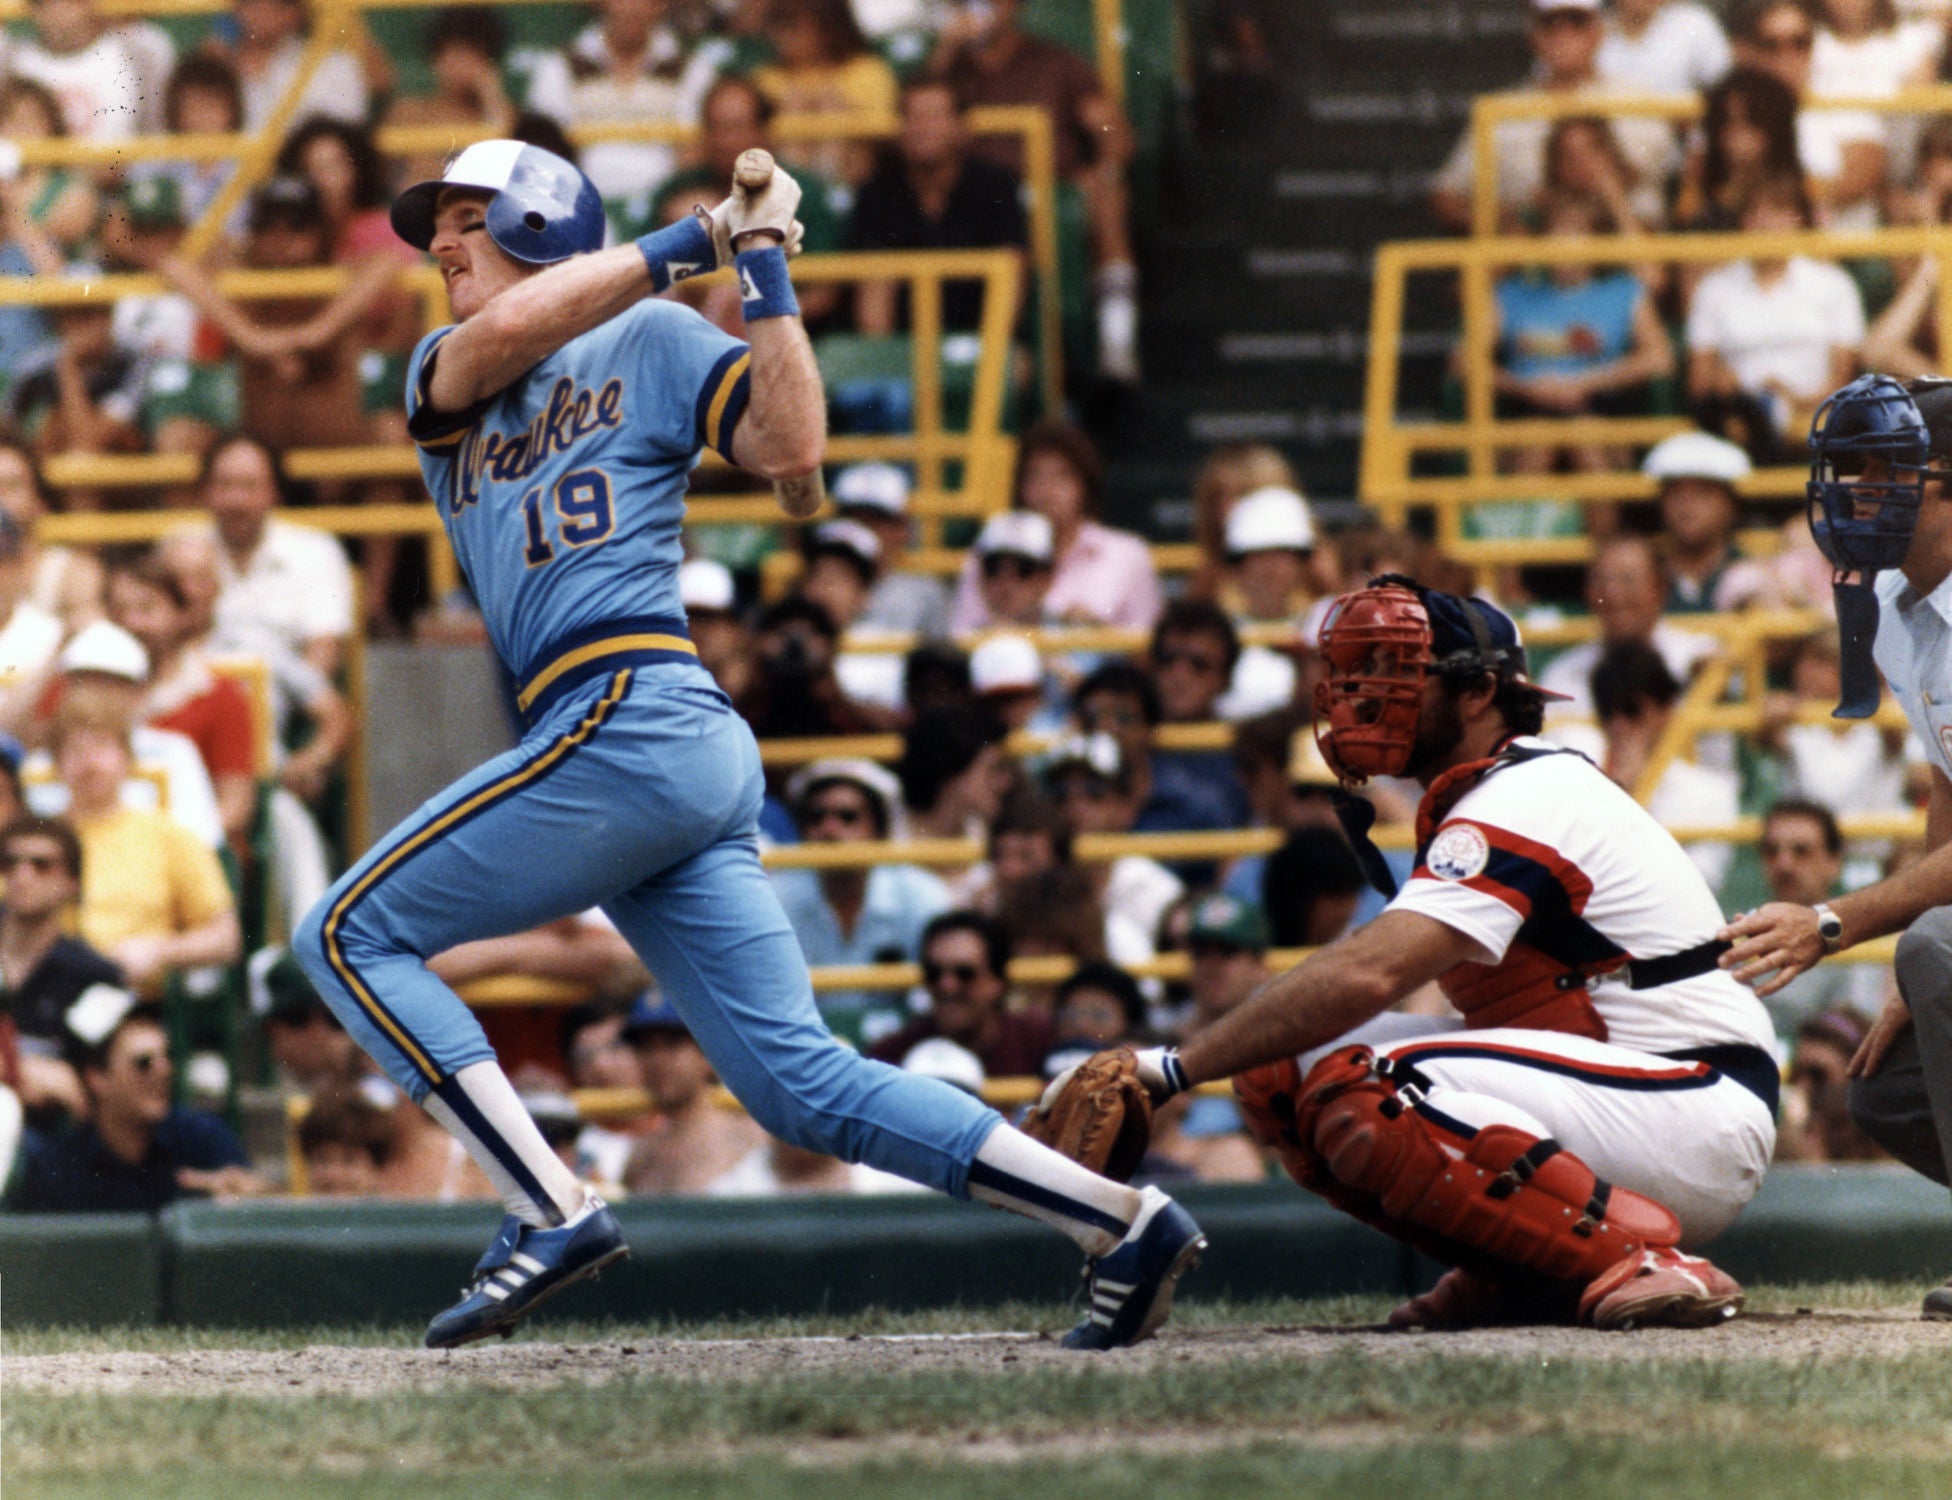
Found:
[8,982,265,1212]
[954,510,1056,633]
[870,909,1052,1078]
[0,815,122,1124]
[1148,601,1253,830]
[770,758,951,1046]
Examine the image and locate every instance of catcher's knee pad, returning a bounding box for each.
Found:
[1290,1046,1682,1285]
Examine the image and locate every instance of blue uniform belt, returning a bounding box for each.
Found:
[516,616,697,728]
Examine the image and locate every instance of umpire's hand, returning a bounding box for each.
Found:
[1717,901,1825,997]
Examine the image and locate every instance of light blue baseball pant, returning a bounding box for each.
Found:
[291,663,1000,1200]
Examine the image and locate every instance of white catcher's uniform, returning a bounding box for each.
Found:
[1316,738,1777,1243]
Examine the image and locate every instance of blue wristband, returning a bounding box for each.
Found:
[736,244,799,321]
[635,214,715,294]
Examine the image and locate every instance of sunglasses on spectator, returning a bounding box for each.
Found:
[122,1049,169,1074]
[803,802,870,830]
[923,961,986,986]
[0,851,61,873]
[1155,647,1223,675]
[981,555,1043,581]
[1753,28,1812,52]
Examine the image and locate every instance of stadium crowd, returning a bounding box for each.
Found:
[0,0,1938,1210]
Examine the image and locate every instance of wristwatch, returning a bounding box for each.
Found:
[1813,903,1845,952]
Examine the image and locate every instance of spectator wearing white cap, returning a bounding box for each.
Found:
[19,621,226,850]
[952,422,1162,632]
[1640,430,1754,612]
[970,633,1064,733]
[43,684,239,997]
[804,519,910,713]
[1213,484,1321,720]
[1220,485,1318,623]
[955,509,1056,632]
[678,558,755,705]
[833,462,954,637]
[768,757,951,1046]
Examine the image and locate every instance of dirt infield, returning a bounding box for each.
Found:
[10,1308,1952,1398]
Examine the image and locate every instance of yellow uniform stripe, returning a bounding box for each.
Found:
[322,670,634,1084]
[515,633,697,714]
[416,428,468,450]
[704,351,750,456]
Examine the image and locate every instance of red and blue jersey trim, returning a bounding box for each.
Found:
[1416,820,1628,972]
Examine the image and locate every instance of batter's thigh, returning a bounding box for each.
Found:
[1379,1028,1777,1244]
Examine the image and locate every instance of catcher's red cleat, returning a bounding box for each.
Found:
[1388,1267,1512,1331]
[1577,1247,1743,1330]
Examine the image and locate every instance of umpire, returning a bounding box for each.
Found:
[1722,373,1952,1316]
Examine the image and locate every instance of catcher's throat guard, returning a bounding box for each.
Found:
[1807,374,1952,718]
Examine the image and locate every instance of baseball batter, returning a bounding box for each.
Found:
[1067,575,1777,1329]
[290,141,1204,1351]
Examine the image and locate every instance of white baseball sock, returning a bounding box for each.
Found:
[424,1060,589,1227]
[967,1122,1143,1258]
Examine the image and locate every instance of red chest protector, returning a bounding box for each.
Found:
[1414,744,1623,1043]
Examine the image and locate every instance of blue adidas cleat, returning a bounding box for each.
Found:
[1063,1186,1207,1351]
[425,1198,628,1350]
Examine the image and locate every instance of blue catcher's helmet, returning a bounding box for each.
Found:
[391,141,605,265]
[1806,373,1950,572]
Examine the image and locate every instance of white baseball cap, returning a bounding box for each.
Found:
[1224,485,1317,556]
[1641,430,1753,487]
[809,518,882,570]
[678,558,736,614]
[974,510,1054,563]
[900,1037,986,1095]
[784,757,902,829]
[970,634,1043,695]
[59,621,150,681]
[66,982,143,1048]
[1043,731,1124,784]
[831,462,911,516]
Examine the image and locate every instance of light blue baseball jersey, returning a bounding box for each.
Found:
[405,298,751,702]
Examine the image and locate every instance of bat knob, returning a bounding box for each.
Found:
[735,149,775,192]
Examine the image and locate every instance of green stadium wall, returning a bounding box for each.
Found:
[2,1166,1947,1330]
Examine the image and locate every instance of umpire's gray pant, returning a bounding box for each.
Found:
[1849,906,1952,1186]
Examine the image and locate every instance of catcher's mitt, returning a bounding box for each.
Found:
[1021,1048,1154,1182]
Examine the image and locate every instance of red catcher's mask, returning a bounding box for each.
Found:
[1312,583,1437,785]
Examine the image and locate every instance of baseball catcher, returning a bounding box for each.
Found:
[1042,575,1777,1329]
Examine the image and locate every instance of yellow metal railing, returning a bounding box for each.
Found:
[2,246,1024,541]
[11,94,1062,416]
[1361,224,1952,559]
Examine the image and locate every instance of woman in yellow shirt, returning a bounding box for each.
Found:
[749,0,898,185]
[53,685,240,994]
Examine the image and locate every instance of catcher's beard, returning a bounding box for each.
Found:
[966,1122,1142,1257]
[1404,681,1467,778]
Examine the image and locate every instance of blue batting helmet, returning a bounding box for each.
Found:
[390,140,605,265]
[1806,373,1950,572]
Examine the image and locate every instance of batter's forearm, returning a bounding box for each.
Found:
[734,313,826,479]
[427,244,657,409]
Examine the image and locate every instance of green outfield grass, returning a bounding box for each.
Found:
[5,1285,1947,1500]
